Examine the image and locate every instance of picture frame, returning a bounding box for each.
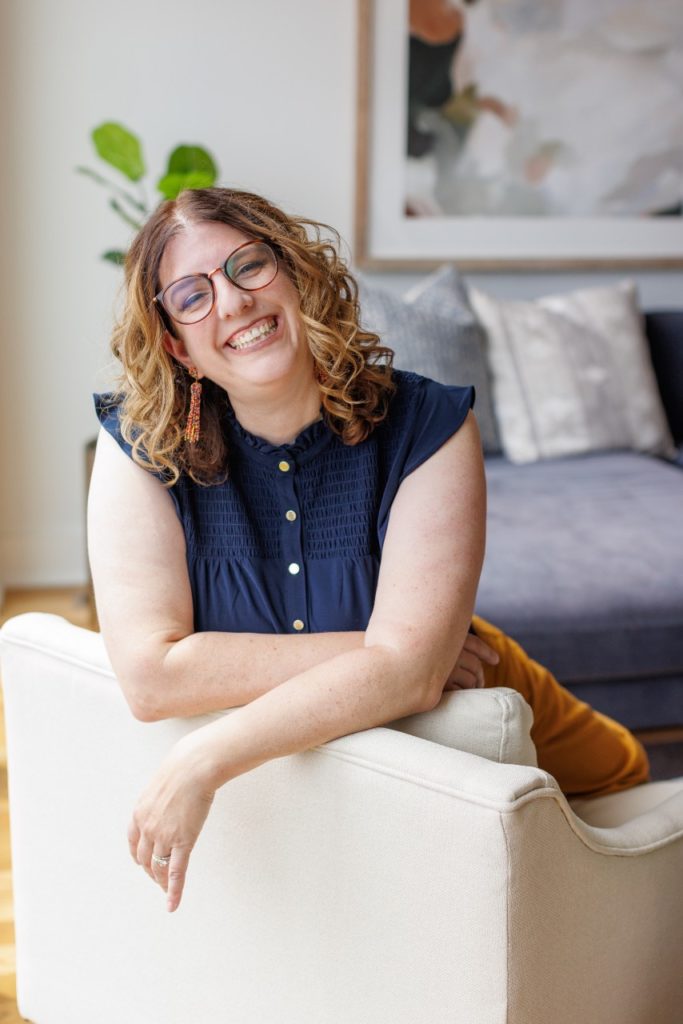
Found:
[355,0,683,270]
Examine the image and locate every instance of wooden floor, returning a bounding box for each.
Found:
[0,588,95,1023]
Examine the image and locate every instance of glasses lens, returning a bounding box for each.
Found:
[225,242,277,291]
[163,276,214,324]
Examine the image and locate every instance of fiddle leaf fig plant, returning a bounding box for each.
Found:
[76,121,219,265]
[92,122,146,182]
[157,145,218,199]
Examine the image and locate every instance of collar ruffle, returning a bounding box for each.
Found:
[224,402,330,458]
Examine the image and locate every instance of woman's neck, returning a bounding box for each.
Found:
[227,378,322,445]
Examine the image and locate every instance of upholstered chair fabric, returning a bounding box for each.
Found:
[2,613,682,1024]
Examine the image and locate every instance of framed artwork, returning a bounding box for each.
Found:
[355,0,683,269]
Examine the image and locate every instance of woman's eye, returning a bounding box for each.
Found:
[168,278,211,312]
[234,259,265,278]
[181,291,207,310]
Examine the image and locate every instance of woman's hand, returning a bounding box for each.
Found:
[127,734,216,913]
[443,631,500,691]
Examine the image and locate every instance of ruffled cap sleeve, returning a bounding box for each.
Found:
[93,392,174,486]
[377,372,476,544]
[93,393,134,459]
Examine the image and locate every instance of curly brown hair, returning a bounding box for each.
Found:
[110,187,395,485]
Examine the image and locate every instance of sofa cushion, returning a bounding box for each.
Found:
[567,676,683,731]
[388,686,537,767]
[357,273,501,453]
[468,280,676,464]
[475,451,683,685]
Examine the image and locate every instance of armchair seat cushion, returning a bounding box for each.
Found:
[570,778,683,827]
[476,451,683,685]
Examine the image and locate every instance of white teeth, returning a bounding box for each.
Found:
[229,318,277,350]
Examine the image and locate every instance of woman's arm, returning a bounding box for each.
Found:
[193,410,486,777]
[89,426,493,721]
[87,428,364,721]
[129,412,486,909]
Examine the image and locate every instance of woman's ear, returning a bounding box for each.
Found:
[162,331,193,370]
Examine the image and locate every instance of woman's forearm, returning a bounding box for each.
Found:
[127,640,433,914]
[90,432,368,722]
[179,642,434,790]
[133,629,365,720]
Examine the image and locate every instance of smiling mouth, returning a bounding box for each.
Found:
[228,317,278,350]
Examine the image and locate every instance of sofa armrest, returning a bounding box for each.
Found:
[645,310,683,446]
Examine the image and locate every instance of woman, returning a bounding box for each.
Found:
[88,187,648,914]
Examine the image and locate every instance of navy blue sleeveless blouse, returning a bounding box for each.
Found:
[94,370,474,635]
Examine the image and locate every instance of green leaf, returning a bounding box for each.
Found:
[167,145,217,178]
[156,145,218,199]
[92,123,145,182]
[102,249,127,265]
[156,169,217,200]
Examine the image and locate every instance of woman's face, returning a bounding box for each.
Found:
[158,220,312,399]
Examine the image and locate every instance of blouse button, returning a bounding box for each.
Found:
[285,509,297,522]
[293,619,305,631]
[278,460,291,473]
[288,562,301,575]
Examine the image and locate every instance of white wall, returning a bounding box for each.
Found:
[0,0,681,586]
[0,0,356,585]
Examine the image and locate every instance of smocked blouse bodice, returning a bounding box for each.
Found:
[95,370,475,635]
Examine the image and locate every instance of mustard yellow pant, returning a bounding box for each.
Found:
[471,615,650,798]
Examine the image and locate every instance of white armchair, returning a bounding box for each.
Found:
[1,613,682,1024]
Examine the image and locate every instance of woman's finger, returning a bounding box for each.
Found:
[459,650,485,687]
[445,651,482,689]
[151,847,173,888]
[166,847,190,913]
[127,820,140,863]
[463,633,500,666]
[135,834,156,880]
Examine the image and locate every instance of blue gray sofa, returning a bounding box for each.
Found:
[359,280,683,733]
[477,311,683,731]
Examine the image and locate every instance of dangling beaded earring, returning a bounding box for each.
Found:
[184,366,202,444]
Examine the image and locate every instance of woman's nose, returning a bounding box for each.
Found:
[211,271,254,319]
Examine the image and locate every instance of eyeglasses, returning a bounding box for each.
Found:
[154,240,279,326]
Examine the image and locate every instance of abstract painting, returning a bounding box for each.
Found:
[356,0,683,267]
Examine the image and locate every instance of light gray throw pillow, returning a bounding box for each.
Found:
[469,280,676,464]
[357,269,501,453]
